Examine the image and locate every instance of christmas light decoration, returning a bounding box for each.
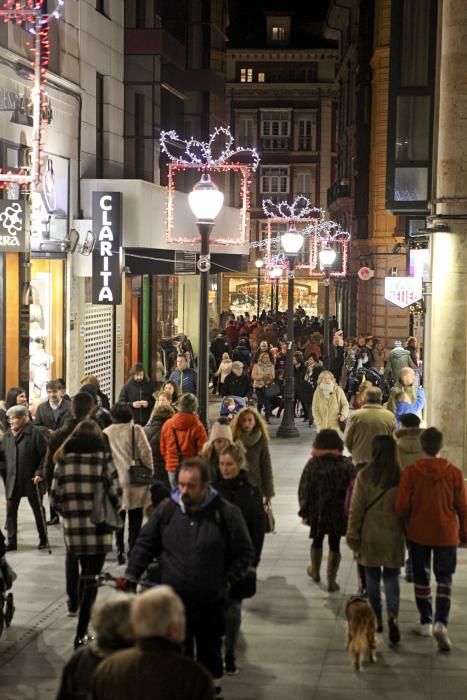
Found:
[262,195,324,221]
[161,127,259,246]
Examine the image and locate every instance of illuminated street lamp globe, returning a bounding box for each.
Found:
[188,172,224,223]
[319,245,337,268]
[255,259,264,269]
[269,267,283,279]
[280,223,304,255]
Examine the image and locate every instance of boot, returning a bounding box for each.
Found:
[307,546,322,582]
[327,552,341,592]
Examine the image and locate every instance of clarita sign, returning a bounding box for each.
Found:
[92,192,122,305]
[0,201,27,252]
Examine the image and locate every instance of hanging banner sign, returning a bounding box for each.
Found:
[0,200,27,252]
[384,276,422,308]
[92,192,122,305]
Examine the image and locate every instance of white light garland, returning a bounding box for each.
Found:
[160,126,260,171]
[262,195,324,221]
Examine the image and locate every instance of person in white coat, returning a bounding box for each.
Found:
[104,403,154,564]
[312,370,349,437]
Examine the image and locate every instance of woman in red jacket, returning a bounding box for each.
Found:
[160,393,208,489]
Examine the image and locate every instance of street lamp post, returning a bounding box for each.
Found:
[188,172,224,427]
[319,245,337,369]
[269,266,282,317]
[255,259,264,318]
[277,225,304,438]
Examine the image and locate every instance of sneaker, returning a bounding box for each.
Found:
[414,623,433,637]
[67,602,78,618]
[434,622,451,651]
[388,617,401,645]
[225,653,238,675]
[214,686,224,700]
[46,516,59,526]
[37,542,49,550]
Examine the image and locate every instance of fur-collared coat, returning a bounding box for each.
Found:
[51,435,122,555]
[104,423,154,511]
[298,453,355,538]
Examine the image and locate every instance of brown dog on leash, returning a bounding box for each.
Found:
[345,596,377,671]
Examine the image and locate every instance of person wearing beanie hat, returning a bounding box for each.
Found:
[160,394,208,488]
[221,361,252,399]
[384,340,416,385]
[201,418,234,481]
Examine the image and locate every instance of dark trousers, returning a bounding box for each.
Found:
[66,550,80,611]
[6,494,47,544]
[76,554,106,639]
[115,508,144,554]
[185,600,226,680]
[312,532,341,553]
[255,387,271,420]
[409,541,457,626]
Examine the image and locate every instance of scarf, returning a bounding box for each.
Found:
[239,428,262,448]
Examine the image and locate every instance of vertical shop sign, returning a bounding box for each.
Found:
[0,201,27,252]
[92,192,122,304]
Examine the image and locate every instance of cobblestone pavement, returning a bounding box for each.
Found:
[1,413,467,699]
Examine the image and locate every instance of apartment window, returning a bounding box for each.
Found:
[261,111,290,137]
[240,67,253,83]
[296,171,315,199]
[96,73,104,178]
[238,117,254,147]
[135,93,145,179]
[272,26,285,41]
[298,116,317,151]
[260,167,290,195]
[258,72,265,83]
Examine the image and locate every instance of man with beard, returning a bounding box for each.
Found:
[122,457,253,700]
[119,363,155,426]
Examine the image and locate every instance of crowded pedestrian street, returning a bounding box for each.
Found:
[1,410,467,700]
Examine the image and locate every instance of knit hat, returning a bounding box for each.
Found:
[210,420,233,443]
[394,340,402,348]
[178,392,198,413]
[231,361,244,371]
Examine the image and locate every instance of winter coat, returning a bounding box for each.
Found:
[119,378,155,426]
[3,422,47,499]
[57,645,109,700]
[298,454,355,538]
[215,359,233,384]
[34,398,72,431]
[144,407,174,471]
[312,385,349,435]
[225,322,239,348]
[221,371,252,398]
[92,637,214,700]
[210,337,233,364]
[372,348,388,371]
[104,423,154,511]
[235,429,274,499]
[344,404,396,464]
[346,468,405,568]
[168,368,197,395]
[384,347,416,383]
[50,435,122,555]
[160,412,208,474]
[125,489,254,604]
[213,471,265,566]
[395,427,424,470]
[251,362,275,389]
[387,381,418,414]
[233,345,252,368]
[394,387,425,426]
[395,458,467,546]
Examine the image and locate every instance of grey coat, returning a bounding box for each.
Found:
[3,422,47,499]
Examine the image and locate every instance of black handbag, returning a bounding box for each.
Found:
[128,425,153,486]
[230,566,257,600]
[91,472,121,533]
[264,381,280,400]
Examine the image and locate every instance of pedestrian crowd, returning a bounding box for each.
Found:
[0,312,464,699]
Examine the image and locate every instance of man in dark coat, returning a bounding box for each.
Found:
[210,333,233,366]
[123,458,253,698]
[118,363,155,426]
[4,405,48,550]
[34,379,72,432]
[92,586,214,700]
[221,362,252,398]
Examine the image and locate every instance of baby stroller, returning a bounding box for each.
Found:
[350,367,390,402]
[0,541,16,637]
[220,396,247,421]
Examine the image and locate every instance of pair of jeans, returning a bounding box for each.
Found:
[6,495,47,545]
[76,554,106,639]
[115,508,144,554]
[409,541,457,625]
[225,599,242,657]
[364,566,400,619]
[255,387,271,420]
[184,599,226,681]
[312,532,341,553]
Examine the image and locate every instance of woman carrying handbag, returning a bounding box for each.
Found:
[50,420,122,649]
[104,403,154,564]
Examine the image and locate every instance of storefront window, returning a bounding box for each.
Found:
[228,276,318,316]
[29,259,64,399]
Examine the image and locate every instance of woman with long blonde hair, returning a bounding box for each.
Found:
[231,407,274,501]
[312,370,349,437]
